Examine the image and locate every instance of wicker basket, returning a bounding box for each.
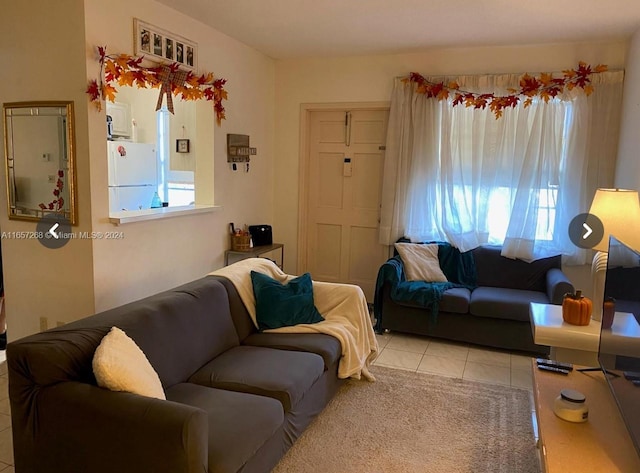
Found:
[231,234,251,251]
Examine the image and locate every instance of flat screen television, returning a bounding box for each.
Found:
[598,235,640,456]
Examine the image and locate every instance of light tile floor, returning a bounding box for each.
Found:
[0,336,536,471]
[374,331,535,390]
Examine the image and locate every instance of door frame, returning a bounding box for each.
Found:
[297,102,389,274]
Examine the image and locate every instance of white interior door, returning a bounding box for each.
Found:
[306,109,389,301]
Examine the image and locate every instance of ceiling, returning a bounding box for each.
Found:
[156,0,640,59]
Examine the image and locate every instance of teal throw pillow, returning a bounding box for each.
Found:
[250,271,324,331]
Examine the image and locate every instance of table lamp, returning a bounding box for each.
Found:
[588,188,640,321]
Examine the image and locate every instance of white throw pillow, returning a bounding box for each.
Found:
[92,326,165,400]
[394,243,448,282]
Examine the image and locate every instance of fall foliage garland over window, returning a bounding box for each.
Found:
[86,46,228,124]
[406,62,608,118]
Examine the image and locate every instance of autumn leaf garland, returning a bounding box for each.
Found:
[86,46,227,124]
[406,62,608,118]
[87,52,602,123]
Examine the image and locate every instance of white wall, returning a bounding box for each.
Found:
[84,0,276,312]
[274,40,628,298]
[169,99,197,173]
[0,0,96,339]
[616,29,640,190]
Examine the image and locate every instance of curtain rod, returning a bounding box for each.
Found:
[395,67,623,80]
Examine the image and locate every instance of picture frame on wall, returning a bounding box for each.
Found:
[176,139,190,153]
[134,18,198,71]
[165,38,174,60]
[153,33,162,56]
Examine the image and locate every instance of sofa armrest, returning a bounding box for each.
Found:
[546,268,574,305]
[374,257,405,332]
[12,381,208,473]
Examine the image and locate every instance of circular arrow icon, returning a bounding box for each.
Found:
[569,213,604,249]
[48,223,60,239]
[37,216,71,249]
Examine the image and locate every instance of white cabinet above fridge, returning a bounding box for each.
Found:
[106,102,131,139]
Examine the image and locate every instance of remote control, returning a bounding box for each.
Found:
[536,358,573,371]
[624,371,640,381]
[537,364,570,375]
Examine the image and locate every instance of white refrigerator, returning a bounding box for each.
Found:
[107,141,158,212]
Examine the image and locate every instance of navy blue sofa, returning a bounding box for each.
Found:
[375,244,574,354]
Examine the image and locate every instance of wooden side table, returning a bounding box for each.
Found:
[224,243,284,269]
[532,360,640,472]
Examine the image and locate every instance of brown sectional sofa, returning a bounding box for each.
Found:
[8,276,344,473]
[375,244,575,354]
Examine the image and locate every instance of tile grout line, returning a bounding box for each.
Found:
[375,335,534,390]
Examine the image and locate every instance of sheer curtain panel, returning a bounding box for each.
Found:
[380,71,624,263]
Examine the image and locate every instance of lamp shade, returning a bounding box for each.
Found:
[588,188,640,252]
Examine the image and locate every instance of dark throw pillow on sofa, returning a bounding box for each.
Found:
[250,271,324,331]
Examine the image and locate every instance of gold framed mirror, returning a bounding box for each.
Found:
[3,101,77,225]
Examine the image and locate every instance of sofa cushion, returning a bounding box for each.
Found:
[166,383,283,473]
[7,278,239,390]
[92,327,165,400]
[472,246,561,292]
[439,288,471,314]
[188,346,324,412]
[251,271,324,331]
[470,287,550,322]
[104,278,241,388]
[394,243,448,282]
[208,275,257,342]
[242,333,341,370]
[393,287,471,315]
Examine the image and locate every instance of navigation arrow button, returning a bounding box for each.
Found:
[568,213,604,249]
[48,223,60,239]
[36,216,71,249]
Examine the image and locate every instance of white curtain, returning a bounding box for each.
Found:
[380,70,624,263]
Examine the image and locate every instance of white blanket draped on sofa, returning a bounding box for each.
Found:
[209,258,378,381]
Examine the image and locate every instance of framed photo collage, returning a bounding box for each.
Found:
[134,18,198,71]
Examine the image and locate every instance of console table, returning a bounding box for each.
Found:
[224,243,284,269]
[532,360,640,472]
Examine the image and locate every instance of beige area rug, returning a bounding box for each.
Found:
[273,366,540,473]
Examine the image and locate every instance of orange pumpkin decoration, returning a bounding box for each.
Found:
[562,290,593,326]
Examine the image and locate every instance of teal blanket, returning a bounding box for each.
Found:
[373,242,477,332]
